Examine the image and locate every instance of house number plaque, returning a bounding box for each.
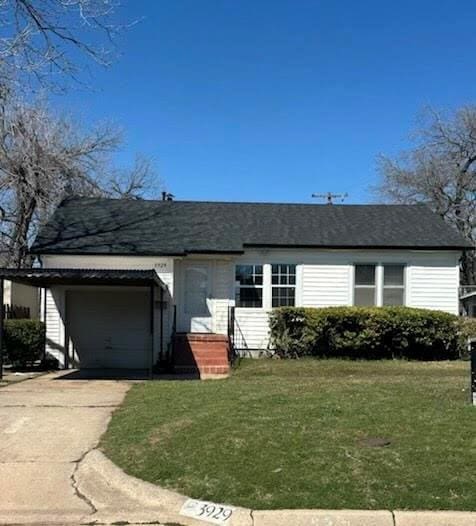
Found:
[180,498,235,524]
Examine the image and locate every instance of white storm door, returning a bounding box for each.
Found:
[181,262,212,333]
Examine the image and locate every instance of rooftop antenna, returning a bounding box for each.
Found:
[311,192,348,205]
[161,191,175,201]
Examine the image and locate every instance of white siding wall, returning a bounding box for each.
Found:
[45,287,65,367]
[212,260,233,335]
[42,255,174,294]
[408,263,460,313]
[230,248,461,351]
[234,309,271,352]
[40,249,462,360]
[301,265,352,307]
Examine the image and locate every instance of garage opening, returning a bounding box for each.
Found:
[66,289,151,370]
[0,268,167,379]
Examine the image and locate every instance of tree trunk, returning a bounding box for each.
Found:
[8,194,36,268]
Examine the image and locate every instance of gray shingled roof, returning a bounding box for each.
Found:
[30,198,472,256]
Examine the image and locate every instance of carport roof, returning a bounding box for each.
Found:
[0,268,166,288]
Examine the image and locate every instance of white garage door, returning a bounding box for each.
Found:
[67,289,151,369]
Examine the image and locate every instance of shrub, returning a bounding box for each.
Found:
[269,306,463,360]
[4,319,46,367]
[457,317,476,359]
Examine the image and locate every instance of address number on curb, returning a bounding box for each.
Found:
[180,498,235,524]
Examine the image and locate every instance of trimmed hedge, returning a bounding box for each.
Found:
[4,319,46,367]
[269,307,464,360]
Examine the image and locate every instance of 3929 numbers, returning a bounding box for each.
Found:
[180,498,234,524]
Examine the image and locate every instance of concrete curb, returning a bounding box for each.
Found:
[75,448,253,525]
[74,450,476,526]
[393,511,476,526]
[252,509,395,525]
[0,449,476,526]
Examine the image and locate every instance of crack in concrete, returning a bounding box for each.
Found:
[71,448,98,517]
[391,509,396,526]
[250,508,255,525]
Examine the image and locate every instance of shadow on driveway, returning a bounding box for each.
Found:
[54,369,150,381]
[54,369,201,381]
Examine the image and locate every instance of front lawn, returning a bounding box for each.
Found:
[101,359,476,511]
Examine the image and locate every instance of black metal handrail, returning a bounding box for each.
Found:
[228,305,249,364]
[172,304,177,336]
[169,304,177,364]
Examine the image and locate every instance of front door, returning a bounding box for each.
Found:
[180,262,212,332]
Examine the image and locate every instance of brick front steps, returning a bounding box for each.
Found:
[172,333,230,379]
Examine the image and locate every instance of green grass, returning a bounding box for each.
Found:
[101,359,476,511]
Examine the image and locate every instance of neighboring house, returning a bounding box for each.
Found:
[0,198,471,377]
[459,287,476,317]
[3,280,39,319]
[0,255,39,318]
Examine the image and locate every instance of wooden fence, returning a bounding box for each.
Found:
[3,304,30,319]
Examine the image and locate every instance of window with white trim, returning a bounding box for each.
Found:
[235,265,263,308]
[354,264,376,306]
[382,264,405,305]
[272,264,296,307]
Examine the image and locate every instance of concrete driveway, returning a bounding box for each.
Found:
[0,371,130,524]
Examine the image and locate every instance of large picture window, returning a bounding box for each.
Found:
[272,264,296,307]
[383,264,405,305]
[235,265,263,308]
[354,264,376,306]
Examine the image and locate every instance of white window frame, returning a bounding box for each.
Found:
[382,263,406,306]
[353,263,378,306]
[271,263,297,308]
[235,264,264,308]
[353,263,407,307]
[234,262,302,310]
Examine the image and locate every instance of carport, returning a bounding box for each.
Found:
[0,268,167,378]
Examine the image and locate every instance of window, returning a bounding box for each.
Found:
[383,264,405,305]
[272,264,296,307]
[354,264,376,306]
[235,265,263,307]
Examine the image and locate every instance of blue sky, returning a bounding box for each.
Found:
[57,0,476,203]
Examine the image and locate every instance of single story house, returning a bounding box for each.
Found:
[0,198,471,377]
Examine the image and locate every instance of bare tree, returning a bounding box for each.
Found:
[375,106,476,284]
[0,95,159,267]
[0,2,159,266]
[0,0,125,91]
[107,155,160,200]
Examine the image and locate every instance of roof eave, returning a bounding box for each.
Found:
[242,243,470,251]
